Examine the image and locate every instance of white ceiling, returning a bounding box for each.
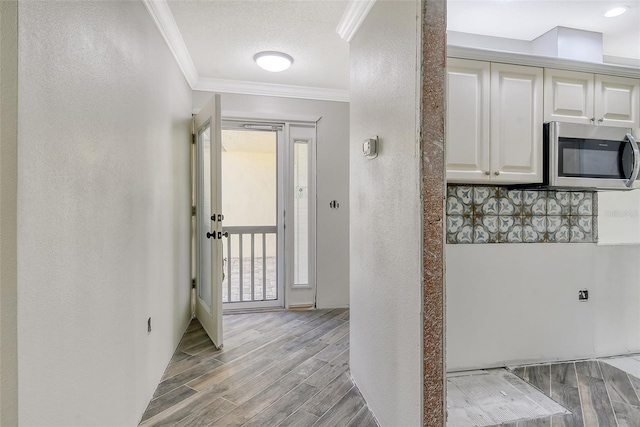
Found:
[166,0,351,91]
[152,0,640,102]
[448,0,640,61]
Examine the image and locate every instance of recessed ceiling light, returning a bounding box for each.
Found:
[253,51,293,72]
[604,6,629,17]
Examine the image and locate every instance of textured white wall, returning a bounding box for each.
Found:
[17,2,192,425]
[447,244,640,371]
[1,1,19,425]
[349,1,422,426]
[194,92,350,308]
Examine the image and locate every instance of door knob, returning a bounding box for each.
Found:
[206,231,229,239]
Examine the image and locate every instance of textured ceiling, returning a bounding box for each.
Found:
[448,0,640,61]
[165,0,639,96]
[167,0,351,90]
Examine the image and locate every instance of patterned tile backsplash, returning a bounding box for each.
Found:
[446,186,598,244]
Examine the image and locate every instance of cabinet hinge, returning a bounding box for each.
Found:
[191,133,196,145]
[192,278,196,289]
[191,205,196,216]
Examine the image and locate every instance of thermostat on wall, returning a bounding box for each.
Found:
[363,136,378,159]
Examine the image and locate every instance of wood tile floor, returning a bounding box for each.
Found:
[139,308,378,427]
[488,360,640,426]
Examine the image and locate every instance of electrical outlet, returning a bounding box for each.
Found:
[579,290,589,301]
[147,317,152,333]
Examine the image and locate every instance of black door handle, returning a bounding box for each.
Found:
[206,231,229,239]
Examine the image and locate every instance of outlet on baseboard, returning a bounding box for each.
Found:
[148,317,152,333]
[579,289,589,302]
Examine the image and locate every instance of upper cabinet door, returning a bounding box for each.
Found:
[595,74,640,128]
[544,68,594,124]
[446,58,491,183]
[490,63,543,184]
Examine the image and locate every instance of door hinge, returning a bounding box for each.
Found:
[191,133,196,145]
[192,278,196,289]
[191,205,196,216]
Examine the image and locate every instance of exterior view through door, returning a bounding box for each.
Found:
[220,121,316,311]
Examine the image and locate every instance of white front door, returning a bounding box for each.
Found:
[194,94,223,348]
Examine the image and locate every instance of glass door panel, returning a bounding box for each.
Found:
[220,127,281,309]
[293,140,309,286]
[197,124,212,312]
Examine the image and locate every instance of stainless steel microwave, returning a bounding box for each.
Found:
[544,122,640,190]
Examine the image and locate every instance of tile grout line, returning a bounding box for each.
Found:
[236,381,320,427]
[342,402,369,427]
[310,386,355,426]
[227,330,349,425]
[597,360,621,427]
[572,362,587,427]
[625,370,640,408]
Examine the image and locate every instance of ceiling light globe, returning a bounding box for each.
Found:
[604,6,629,17]
[254,51,293,72]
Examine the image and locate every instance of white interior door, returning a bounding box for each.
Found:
[195,94,223,348]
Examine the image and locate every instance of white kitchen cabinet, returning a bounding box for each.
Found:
[446,58,491,183]
[490,63,544,184]
[595,74,639,128]
[544,68,639,128]
[544,68,594,124]
[446,59,543,184]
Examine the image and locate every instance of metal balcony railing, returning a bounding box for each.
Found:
[222,226,277,303]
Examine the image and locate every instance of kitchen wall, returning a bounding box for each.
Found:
[193,92,350,308]
[447,243,640,371]
[18,1,192,425]
[349,0,423,425]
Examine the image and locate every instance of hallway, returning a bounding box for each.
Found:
[139,309,377,426]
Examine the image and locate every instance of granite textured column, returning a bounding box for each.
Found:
[0,1,19,425]
[421,0,447,425]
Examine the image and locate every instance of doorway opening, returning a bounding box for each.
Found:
[220,120,317,312]
[220,122,283,310]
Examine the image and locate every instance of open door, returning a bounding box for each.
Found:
[194,94,223,348]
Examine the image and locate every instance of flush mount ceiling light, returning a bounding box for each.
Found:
[604,5,629,17]
[253,51,293,72]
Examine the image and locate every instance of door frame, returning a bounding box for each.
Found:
[220,119,286,311]
[219,117,318,311]
[285,123,317,309]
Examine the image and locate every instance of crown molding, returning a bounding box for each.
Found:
[336,0,377,42]
[144,0,350,102]
[448,45,640,79]
[142,0,198,88]
[194,77,350,103]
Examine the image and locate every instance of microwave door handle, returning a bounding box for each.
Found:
[625,133,640,188]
